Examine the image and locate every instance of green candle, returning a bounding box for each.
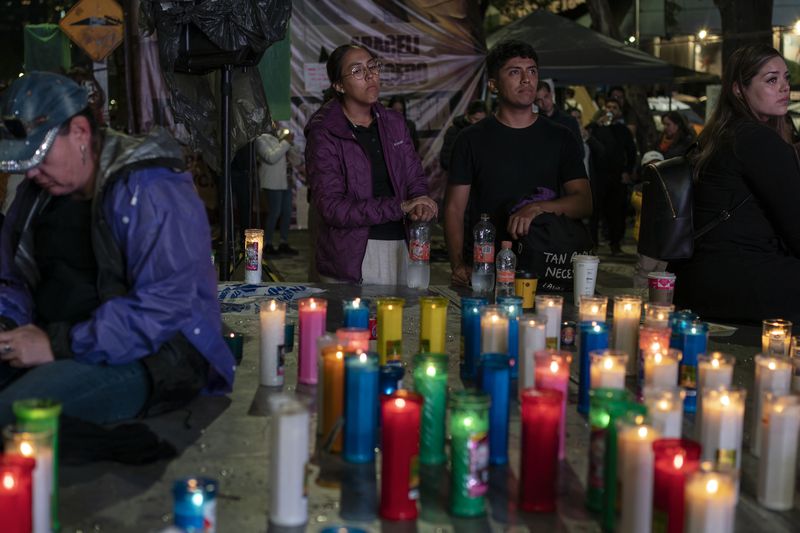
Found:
[13,398,62,531]
[602,402,647,532]
[586,388,632,512]
[413,353,449,465]
[449,390,490,517]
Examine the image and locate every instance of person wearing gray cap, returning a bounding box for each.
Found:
[0,72,235,426]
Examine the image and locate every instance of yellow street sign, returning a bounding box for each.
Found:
[59,0,124,62]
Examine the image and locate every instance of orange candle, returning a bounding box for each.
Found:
[321,346,346,452]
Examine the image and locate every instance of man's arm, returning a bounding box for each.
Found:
[507,179,592,239]
[444,184,471,286]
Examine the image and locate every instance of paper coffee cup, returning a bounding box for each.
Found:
[572,254,600,306]
[647,271,676,304]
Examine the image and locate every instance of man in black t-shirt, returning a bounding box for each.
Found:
[444,40,592,286]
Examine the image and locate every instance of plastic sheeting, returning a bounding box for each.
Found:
[140,0,291,172]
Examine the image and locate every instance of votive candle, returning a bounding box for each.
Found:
[343,352,379,463]
[696,353,735,438]
[601,407,647,530]
[379,364,405,396]
[260,299,286,386]
[449,390,490,517]
[0,454,35,533]
[336,327,370,353]
[535,295,563,349]
[644,302,674,328]
[320,346,345,452]
[638,326,672,397]
[644,348,681,389]
[298,297,327,385]
[589,349,627,390]
[700,387,746,469]
[479,353,511,465]
[3,427,53,533]
[757,393,800,510]
[652,439,702,533]
[612,295,641,376]
[519,388,562,512]
[419,296,448,353]
[480,305,508,355]
[534,350,571,459]
[460,297,487,383]
[751,355,792,456]
[343,298,370,329]
[497,295,522,378]
[684,469,737,533]
[413,353,448,465]
[380,391,422,521]
[761,318,792,357]
[377,298,404,365]
[643,386,686,438]
[519,314,547,395]
[243,228,264,284]
[268,397,309,526]
[579,295,608,323]
[578,321,609,414]
[617,421,660,533]
[680,321,708,413]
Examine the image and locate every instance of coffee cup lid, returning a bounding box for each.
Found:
[647,271,676,279]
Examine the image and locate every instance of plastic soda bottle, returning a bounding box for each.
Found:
[407,221,431,289]
[471,214,495,294]
[495,241,516,298]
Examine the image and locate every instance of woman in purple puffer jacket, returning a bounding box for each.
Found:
[304,44,437,284]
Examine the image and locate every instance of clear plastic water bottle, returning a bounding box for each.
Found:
[471,213,495,294]
[495,241,516,298]
[407,221,430,289]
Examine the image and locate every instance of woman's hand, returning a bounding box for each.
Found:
[402,195,438,222]
[0,324,55,368]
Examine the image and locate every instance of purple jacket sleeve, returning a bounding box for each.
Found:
[69,169,210,365]
[396,120,429,200]
[306,127,404,228]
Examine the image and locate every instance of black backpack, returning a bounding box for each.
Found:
[637,155,750,261]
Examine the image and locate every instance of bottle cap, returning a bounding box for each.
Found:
[501,241,512,249]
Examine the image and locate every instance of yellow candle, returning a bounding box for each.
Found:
[419,296,448,353]
[377,298,404,365]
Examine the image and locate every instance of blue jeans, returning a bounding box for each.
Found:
[264,188,292,245]
[0,359,151,427]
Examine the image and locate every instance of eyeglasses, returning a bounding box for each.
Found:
[343,61,383,81]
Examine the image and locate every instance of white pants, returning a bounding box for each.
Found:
[319,239,407,285]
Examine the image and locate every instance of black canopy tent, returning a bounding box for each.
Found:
[487,10,674,85]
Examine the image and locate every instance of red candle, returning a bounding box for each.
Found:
[534,350,572,460]
[519,388,562,512]
[0,454,35,533]
[652,438,701,533]
[380,390,423,520]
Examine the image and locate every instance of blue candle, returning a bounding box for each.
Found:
[680,321,708,413]
[379,364,405,396]
[578,321,609,414]
[497,296,522,379]
[343,298,371,330]
[479,353,511,465]
[344,352,379,463]
[668,310,698,351]
[460,297,487,383]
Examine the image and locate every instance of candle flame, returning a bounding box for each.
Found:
[548,301,554,307]
[528,320,536,327]
[768,361,777,371]
[432,304,437,309]
[550,361,559,374]
[359,352,367,363]
[634,415,644,425]
[775,405,784,414]
[651,342,661,352]
[654,353,663,364]
[336,351,344,360]
[509,305,515,313]
[354,298,361,307]
[388,305,393,311]
[426,365,437,377]
[603,358,613,370]
[310,300,317,310]
[657,312,666,321]
[2,473,14,490]
[673,454,684,469]
[491,314,498,323]
[591,305,599,314]
[624,303,632,312]
[637,426,648,438]
[711,359,720,368]
[706,479,719,495]
[192,492,204,507]
[593,324,602,333]
[720,394,730,407]
[270,300,277,312]
[463,416,473,427]
[229,332,235,339]
[19,441,34,457]
[658,400,669,411]
[395,398,406,408]
[691,327,697,334]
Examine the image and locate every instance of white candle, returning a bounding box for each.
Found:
[535,295,563,349]
[518,314,547,394]
[618,423,659,533]
[792,357,800,393]
[480,305,508,354]
[700,388,746,469]
[579,296,608,323]
[644,349,680,388]
[269,397,310,527]
[757,394,800,510]
[244,228,264,284]
[643,386,685,438]
[751,355,792,457]
[684,469,737,533]
[761,318,792,357]
[589,350,626,390]
[612,296,641,376]
[260,299,287,386]
[643,302,674,328]
[696,353,735,438]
